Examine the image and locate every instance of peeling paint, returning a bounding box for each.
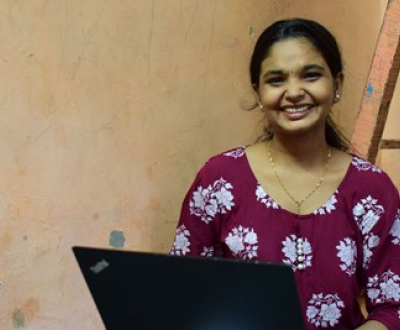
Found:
[366,82,374,96]
[109,230,126,249]
[12,309,27,330]
[248,26,256,39]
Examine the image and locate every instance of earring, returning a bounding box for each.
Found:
[335,92,341,100]
[258,103,263,109]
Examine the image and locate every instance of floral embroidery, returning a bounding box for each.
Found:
[190,178,234,224]
[256,184,279,209]
[200,246,215,257]
[363,233,380,269]
[367,270,400,303]
[171,225,191,256]
[353,196,383,269]
[389,209,400,246]
[336,238,357,276]
[223,148,245,159]
[225,226,258,260]
[314,192,338,215]
[351,157,382,173]
[353,195,384,234]
[282,234,312,271]
[306,293,344,328]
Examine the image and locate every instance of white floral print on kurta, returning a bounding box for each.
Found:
[256,185,279,209]
[336,238,357,276]
[282,234,312,271]
[352,157,383,173]
[225,226,258,260]
[363,233,380,269]
[353,195,384,234]
[314,192,338,215]
[223,148,245,159]
[367,270,400,303]
[200,246,215,257]
[171,225,191,256]
[307,293,344,328]
[389,209,400,245]
[190,178,234,224]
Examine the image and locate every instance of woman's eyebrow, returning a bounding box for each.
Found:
[262,69,285,78]
[261,63,326,79]
[263,64,325,76]
[303,64,325,71]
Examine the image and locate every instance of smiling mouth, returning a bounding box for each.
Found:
[282,105,313,113]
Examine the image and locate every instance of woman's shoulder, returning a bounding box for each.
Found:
[348,155,389,181]
[205,146,247,165]
[196,146,249,177]
[349,155,385,174]
[346,154,398,195]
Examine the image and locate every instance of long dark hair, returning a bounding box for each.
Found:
[250,18,350,151]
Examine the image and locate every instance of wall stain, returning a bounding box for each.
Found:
[12,309,27,329]
[248,26,256,39]
[109,230,126,249]
[367,82,374,96]
[22,298,40,320]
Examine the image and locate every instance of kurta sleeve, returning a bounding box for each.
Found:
[170,159,233,257]
[359,177,400,330]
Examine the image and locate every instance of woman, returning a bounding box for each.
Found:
[170,19,400,330]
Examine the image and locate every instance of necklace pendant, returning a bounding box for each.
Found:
[267,142,332,216]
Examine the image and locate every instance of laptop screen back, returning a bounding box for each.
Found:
[73,246,305,330]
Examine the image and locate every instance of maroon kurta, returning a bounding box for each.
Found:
[171,147,400,330]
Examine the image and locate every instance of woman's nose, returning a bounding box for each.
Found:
[285,81,305,100]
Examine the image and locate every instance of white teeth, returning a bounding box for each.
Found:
[284,106,309,113]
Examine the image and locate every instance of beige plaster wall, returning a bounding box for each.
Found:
[0,0,392,329]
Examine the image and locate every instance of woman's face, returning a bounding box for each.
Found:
[257,37,343,138]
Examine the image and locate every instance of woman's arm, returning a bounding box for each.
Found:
[170,156,232,257]
[356,174,400,330]
[355,320,388,330]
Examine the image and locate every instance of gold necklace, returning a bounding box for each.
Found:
[267,142,332,214]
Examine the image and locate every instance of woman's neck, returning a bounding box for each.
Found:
[268,133,330,168]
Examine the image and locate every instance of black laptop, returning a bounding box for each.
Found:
[73,246,306,330]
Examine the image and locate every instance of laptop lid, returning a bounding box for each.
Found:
[73,246,305,330]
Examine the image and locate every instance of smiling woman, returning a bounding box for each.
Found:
[249,19,347,150]
[257,37,341,141]
[170,18,400,330]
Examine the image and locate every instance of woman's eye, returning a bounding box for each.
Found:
[266,77,284,86]
[304,72,322,80]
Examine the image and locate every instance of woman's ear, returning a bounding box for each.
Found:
[254,93,263,109]
[334,72,344,103]
[252,85,263,109]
